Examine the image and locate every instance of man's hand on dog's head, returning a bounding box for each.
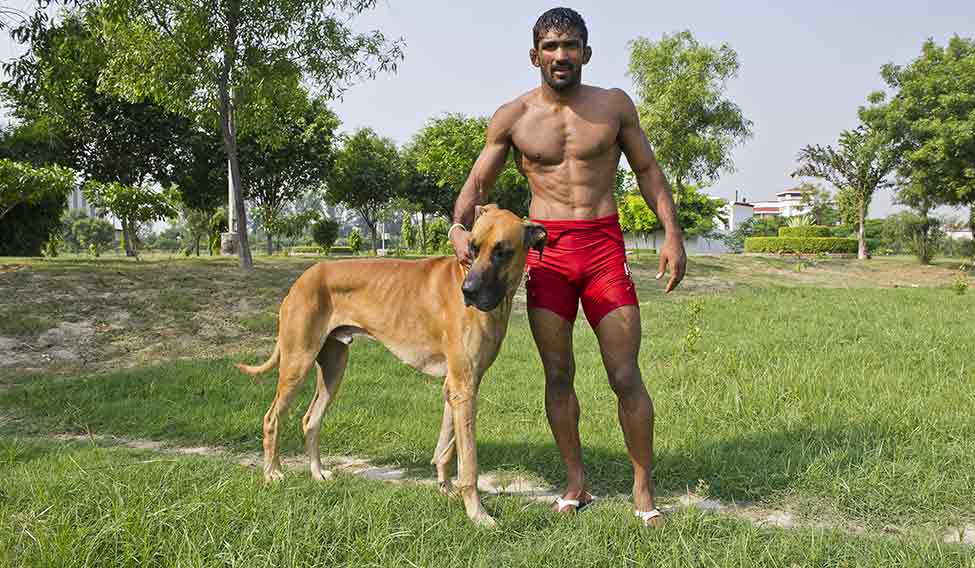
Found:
[451,228,473,269]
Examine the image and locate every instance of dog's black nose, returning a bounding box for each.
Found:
[462,279,478,296]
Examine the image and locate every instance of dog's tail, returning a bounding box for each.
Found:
[235,342,280,377]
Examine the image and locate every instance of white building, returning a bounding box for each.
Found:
[750,187,812,218]
[66,186,121,229]
[622,199,754,255]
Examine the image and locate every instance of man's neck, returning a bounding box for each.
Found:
[539,81,584,105]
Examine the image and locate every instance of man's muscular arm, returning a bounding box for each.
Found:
[614,89,687,293]
[450,103,518,268]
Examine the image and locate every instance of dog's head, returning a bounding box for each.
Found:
[461,204,547,312]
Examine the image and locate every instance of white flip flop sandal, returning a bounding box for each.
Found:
[554,492,594,513]
[635,508,663,525]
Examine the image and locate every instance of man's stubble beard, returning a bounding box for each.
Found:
[541,67,581,92]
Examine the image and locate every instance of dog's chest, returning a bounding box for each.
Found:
[385,343,448,377]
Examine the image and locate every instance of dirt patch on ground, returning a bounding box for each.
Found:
[0,254,970,382]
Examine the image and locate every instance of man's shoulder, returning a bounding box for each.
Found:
[489,91,535,130]
[585,85,635,106]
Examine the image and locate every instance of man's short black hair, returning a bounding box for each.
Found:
[533,7,588,48]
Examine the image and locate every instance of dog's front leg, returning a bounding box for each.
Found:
[446,371,495,527]
[432,395,456,494]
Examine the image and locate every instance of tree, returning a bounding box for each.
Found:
[797,182,839,225]
[3,8,197,254]
[93,0,403,269]
[312,217,339,254]
[327,128,401,253]
[403,113,530,219]
[861,36,975,240]
[180,206,211,256]
[82,180,178,255]
[241,98,339,255]
[72,215,116,255]
[0,158,76,220]
[347,228,362,255]
[627,30,752,205]
[401,214,416,250]
[793,126,896,259]
[617,184,726,240]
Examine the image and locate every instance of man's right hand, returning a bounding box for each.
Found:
[450,228,473,269]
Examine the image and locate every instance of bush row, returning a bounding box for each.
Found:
[744,237,857,254]
[778,225,832,238]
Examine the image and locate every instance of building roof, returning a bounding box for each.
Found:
[776,186,811,197]
[754,206,780,213]
[732,201,754,208]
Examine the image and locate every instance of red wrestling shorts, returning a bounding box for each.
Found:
[525,214,638,327]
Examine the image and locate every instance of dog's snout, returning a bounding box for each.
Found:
[462,277,479,296]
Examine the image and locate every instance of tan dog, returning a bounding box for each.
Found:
[236,205,546,526]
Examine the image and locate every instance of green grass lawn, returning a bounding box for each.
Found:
[1,255,974,566]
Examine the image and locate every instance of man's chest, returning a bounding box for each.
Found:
[511,106,620,165]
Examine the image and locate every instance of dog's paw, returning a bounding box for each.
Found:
[264,469,285,482]
[471,512,497,528]
[311,469,334,482]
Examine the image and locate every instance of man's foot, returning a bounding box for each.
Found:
[553,490,594,513]
[635,508,665,527]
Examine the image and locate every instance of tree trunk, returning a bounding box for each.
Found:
[420,213,427,254]
[219,0,252,269]
[969,206,975,258]
[195,237,201,256]
[122,219,136,257]
[266,233,274,256]
[369,224,379,254]
[857,199,867,260]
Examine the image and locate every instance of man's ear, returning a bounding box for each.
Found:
[583,45,592,65]
[530,47,539,68]
[523,222,548,258]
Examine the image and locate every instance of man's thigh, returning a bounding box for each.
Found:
[593,304,642,376]
[528,307,576,380]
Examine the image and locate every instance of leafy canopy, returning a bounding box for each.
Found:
[627,30,752,197]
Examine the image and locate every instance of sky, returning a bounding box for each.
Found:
[2,0,973,220]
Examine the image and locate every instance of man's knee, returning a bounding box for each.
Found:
[607,365,644,397]
[543,360,575,388]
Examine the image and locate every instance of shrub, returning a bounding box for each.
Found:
[0,193,67,256]
[329,246,353,255]
[290,245,323,255]
[426,218,450,254]
[744,237,857,254]
[311,218,339,254]
[347,229,362,255]
[778,226,832,238]
[73,216,116,253]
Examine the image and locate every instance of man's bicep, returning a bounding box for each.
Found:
[468,106,516,188]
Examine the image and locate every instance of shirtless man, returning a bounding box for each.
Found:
[449,7,686,526]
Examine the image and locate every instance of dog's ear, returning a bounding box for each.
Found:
[473,204,499,225]
[523,222,547,259]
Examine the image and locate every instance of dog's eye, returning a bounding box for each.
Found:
[492,247,512,259]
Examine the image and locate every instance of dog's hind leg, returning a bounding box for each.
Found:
[302,336,350,481]
[432,389,456,493]
[263,349,317,482]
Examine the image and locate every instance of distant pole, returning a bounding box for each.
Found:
[220,159,239,254]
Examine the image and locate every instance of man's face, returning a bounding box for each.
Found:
[531,29,591,91]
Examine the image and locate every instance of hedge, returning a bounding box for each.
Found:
[778,225,832,238]
[744,237,857,254]
[289,245,323,254]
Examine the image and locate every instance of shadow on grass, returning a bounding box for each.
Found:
[380,422,900,505]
